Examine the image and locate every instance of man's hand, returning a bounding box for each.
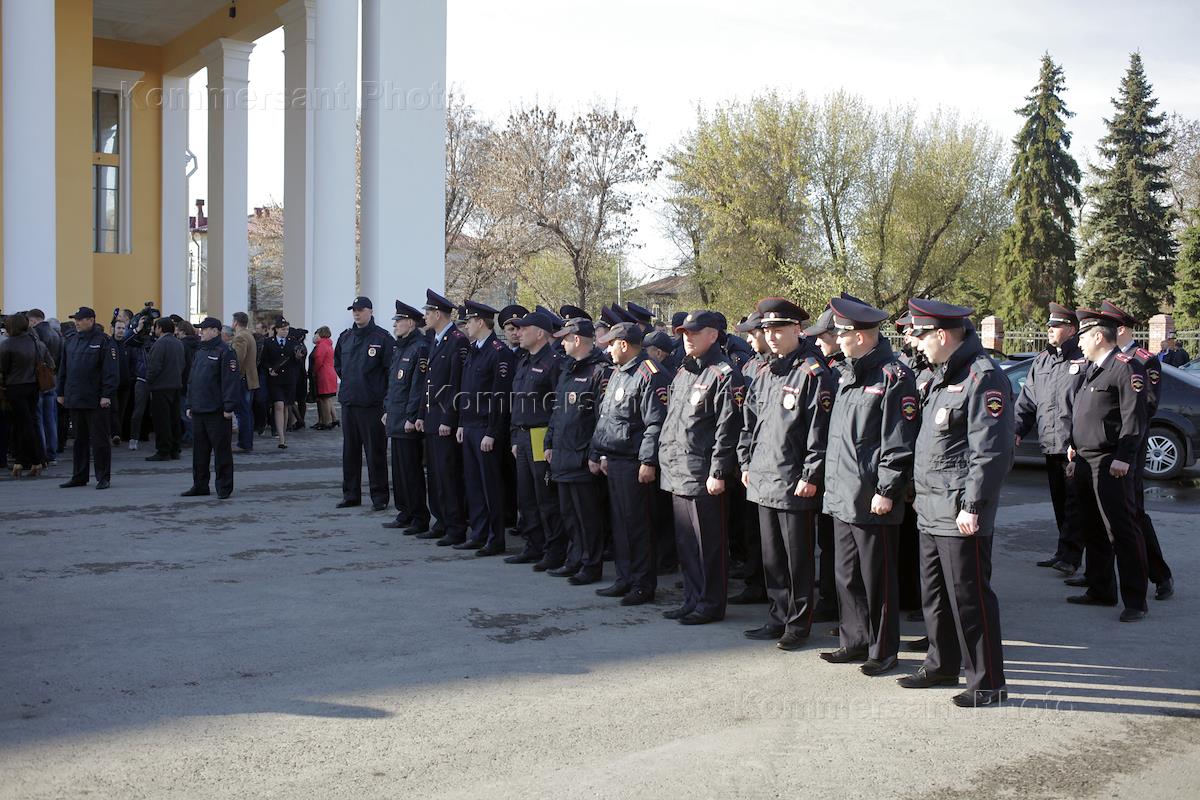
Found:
[956,510,980,535]
[794,479,817,498]
[1015,434,1022,447]
[381,413,388,425]
[223,411,234,420]
[1110,459,1130,478]
[404,421,416,433]
[741,470,750,489]
[57,396,65,406]
[481,435,494,453]
[1067,445,1075,462]
[588,460,603,476]
[638,464,657,484]
[455,427,464,444]
[707,476,726,496]
[512,445,520,458]
[543,448,552,463]
[600,458,609,476]
[438,424,451,437]
[870,494,893,515]
[99,398,111,409]
[186,409,192,419]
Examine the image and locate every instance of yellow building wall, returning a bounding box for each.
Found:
[57,0,94,319]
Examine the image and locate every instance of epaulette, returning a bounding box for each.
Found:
[882,362,903,382]
[491,339,503,350]
[638,361,657,381]
[805,357,824,374]
[1135,347,1152,360]
[1114,352,1132,363]
[713,361,733,376]
[643,359,660,374]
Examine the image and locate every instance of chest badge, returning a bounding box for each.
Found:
[1069,364,1080,374]
[614,386,625,402]
[367,345,378,358]
[690,389,704,405]
[567,391,578,405]
[935,407,949,425]
[782,393,797,410]
[397,369,404,380]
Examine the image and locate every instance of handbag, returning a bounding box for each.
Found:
[35,341,56,391]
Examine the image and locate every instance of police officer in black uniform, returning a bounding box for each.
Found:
[455,300,515,556]
[545,317,612,583]
[1013,302,1087,574]
[506,310,567,568]
[382,300,431,533]
[661,310,745,625]
[818,297,918,676]
[57,307,119,489]
[334,296,394,511]
[897,299,1011,708]
[261,317,304,448]
[497,304,528,531]
[182,316,240,498]
[591,322,671,604]
[737,299,833,648]
[1064,308,1150,621]
[417,289,471,545]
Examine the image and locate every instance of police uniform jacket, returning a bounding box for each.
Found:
[187,337,241,414]
[737,342,833,511]
[262,335,305,382]
[385,330,429,438]
[422,323,470,431]
[723,333,754,372]
[1069,348,1146,464]
[458,333,514,440]
[1121,341,1162,417]
[334,320,394,407]
[822,339,917,525]
[1013,337,1086,456]
[510,345,561,433]
[545,348,611,482]
[56,327,119,409]
[591,352,670,466]
[660,346,744,497]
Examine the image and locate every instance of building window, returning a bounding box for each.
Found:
[92,67,142,254]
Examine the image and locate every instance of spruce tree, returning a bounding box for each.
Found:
[997,54,1082,324]
[1079,52,1177,321]
[1173,223,1200,329]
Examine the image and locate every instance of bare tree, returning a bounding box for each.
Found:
[1164,113,1200,227]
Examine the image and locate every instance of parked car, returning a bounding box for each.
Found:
[1002,359,1200,480]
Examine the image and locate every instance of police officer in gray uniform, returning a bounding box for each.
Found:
[660,310,745,625]
[738,299,834,649]
[897,299,1012,708]
[818,297,918,676]
[382,301,431,532]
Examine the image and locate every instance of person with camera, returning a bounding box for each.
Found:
[182,317,240,499]
[124,304,160,450]
[57,307,119,489]
[145,317,185,461]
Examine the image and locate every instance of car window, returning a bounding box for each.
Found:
[1002,361,1031,393]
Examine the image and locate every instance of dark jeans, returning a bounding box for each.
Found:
[234,382,254,450]
[6,383,45,467]
[150,388,182,456]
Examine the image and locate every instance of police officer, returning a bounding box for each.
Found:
[1013,303,1087,575]
[182,316,240,499]
[382,301,431,533]
[1101,300,1174,600]
[591,321,671,604]
[643,330,678,374]
[895,311,930,619]
[261,317,304,448]
[57,307,119,489]
[558,304,591,322]
[455,300,515,556]
[545,317,612,583]
[737,299,833,647]
[334,296,394,511]
[818,297,918,675]
[661,310,745,625]
[1064,308,1150,621]
[726,312,769,605]
[897,299,1011,708]
[506,310,567,569]
[497,304,528,531]
[417,290,471,545]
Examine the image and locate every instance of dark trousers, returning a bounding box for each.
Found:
[69,407,111,483]
[191,411,233,495]
[559,478,605,574]
[758,506,814,635]
[234,382,254,450]
[919,532,1005,693]
[500,431,518,528]
[732,479,763,590]
[513,427,566,561]
[150,388,182,456]
[898,500,922,610]
[816,512,839,612]
[1134,445,1172,585]
[833,519,899,660]
[607,458,658,593]
[6,383,45,467]
[1045,454,1084,567]
[673,492,728,618]
[462,426,506,548]
[341,404,389,506]
[389,435,429,526]
[653,487,677,572]
[1075,454,1149,611]
[426,429,467,541]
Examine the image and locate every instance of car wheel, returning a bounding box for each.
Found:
[1144,427,1184,480]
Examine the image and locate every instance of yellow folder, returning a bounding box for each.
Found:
[530,426,548,462]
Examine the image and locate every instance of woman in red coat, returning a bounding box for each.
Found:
[311,327,340,430]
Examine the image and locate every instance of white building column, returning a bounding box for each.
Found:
[2,0,57,314]
[309,0,359,332]
[360,0,447,308]
[160,74,190,316]
[201,38,254,321]
[279,0,316,329]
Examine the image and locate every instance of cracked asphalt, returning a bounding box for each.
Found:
[1,428,1198,799]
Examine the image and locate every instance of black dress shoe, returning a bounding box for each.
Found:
[476,544,506,557]
[568,571,601,586]
[951,687,1008,707]
[620,588,654,605]
[1036,557,1059,568]
[595,581,631,597]
[776,631,807,650]
[1119,608,1147,622]
[1155,578,1174,601]
[504,552,541,565]
[404,521,430,535]
[145,453,171,462]
[382,520,406,529]
[1067,594,1117,607]
[436,536,464,547]
[170,453,182,460]
[60,479,87,488]
[819,647,868,663]
[744,624,785,641]
[1051,560,1078,576]
[860,655,898,676]
[95,480,110,490]
[662,606,693,620]
[680,611,721,626]
[452,539,485,551]
[811,607,840,623]
[532,558,562,572]
[906,636,930,652]
[1063,576,1088,587]
[181,487,210,497]
[728,588,768,605]
[217,491,232,500]
[548,563,581,577]
[371,503,388,512]
[897,667,959,689]
[335,500,361,509]
[415,530,442,540]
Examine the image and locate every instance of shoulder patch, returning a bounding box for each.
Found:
[1131,373,1145,393]
[1114,352,1132,364]
[984,389,1004,418]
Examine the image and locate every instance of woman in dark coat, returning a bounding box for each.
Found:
[0,313,55,477]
